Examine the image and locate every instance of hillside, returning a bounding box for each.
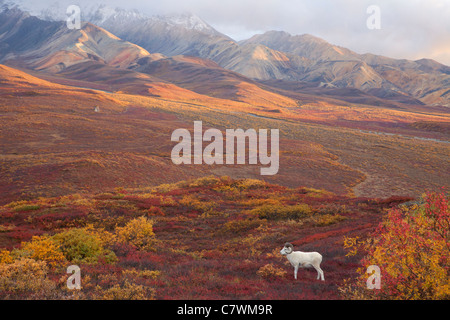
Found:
[0,176,413,299]
[1,63,449,205]
[243,31,450,106]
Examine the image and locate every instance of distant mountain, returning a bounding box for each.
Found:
[0,6,62,61]
[0,6,303,108]
[0,7,154,70]
[89,6,223,37]
[87,6,239,64]
[1,2,449,107]
[242,30,450,106]
[84,6,450,107]
[0,7,208,100]
[241,31,358,62]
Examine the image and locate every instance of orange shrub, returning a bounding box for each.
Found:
[19,235,66,267]
[257,263,287,279]
[343,191,449,300]
[0,250,13,264]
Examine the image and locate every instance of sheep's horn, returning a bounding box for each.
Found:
[285,243,293,249]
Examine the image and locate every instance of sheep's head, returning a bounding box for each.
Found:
[280,243,294,255]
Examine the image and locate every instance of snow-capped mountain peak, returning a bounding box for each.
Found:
[87,5,148,25]
[161,12,215,33]
[4,0,220,36]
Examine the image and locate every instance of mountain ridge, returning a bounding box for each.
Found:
[1,3,449,107]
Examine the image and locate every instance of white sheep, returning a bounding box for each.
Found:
[280,243,325,281]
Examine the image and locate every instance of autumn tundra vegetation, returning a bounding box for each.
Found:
[0,63,448,300]
[0,176,447,300]
[0,5,449,301]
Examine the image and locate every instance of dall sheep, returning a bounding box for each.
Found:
[280,243,325,281]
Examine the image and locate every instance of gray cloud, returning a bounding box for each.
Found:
[12,0,450,65]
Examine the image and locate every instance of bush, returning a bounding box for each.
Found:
[235,179,267,190]
[179,195,217,213]
[250,204,312,220]
[116,217,156,251]
[52,228,117,264]
[257,264,287,279]
[0,250,13,264]
[343,191,449,300]
[0,258,56,299]
[101,280,155,300]
[18,235,66,267]
[188,176,221,187]
[13,205,40,212]
[313,214,346,226]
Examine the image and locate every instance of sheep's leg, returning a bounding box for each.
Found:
[313,264,325,281]
[294,265,298,280]
[318,267,325,281]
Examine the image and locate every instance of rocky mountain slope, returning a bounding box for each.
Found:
[243,30,450,106]
[1,3,449,107]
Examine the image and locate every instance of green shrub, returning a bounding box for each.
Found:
[250,204,312,220]
[313,214,346,226]
[52,228,117,264]
[13,205,40,212]
[218,219,265,235]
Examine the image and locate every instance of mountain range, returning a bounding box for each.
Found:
[0,2,449,109]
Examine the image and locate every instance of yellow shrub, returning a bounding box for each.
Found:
[0,250,13,264]
[116,216,156,251]
[0,224,15,232]
[122,268,161,280]
[257,264,287,279]
[13,204,40,212]
[314,214,346,226]
[249,203,312,220]
[6,200,30,208]
[303,187,333,197]
[19,235,66,267]
[101,280,154,300]
[188,176,221,187]
[139,270,161,279]
[235,179,267,190]
[84,225,117,247]
[0,258,56,297]
[179,195,216,213]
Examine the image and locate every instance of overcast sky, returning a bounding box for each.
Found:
[12,0,450,65]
